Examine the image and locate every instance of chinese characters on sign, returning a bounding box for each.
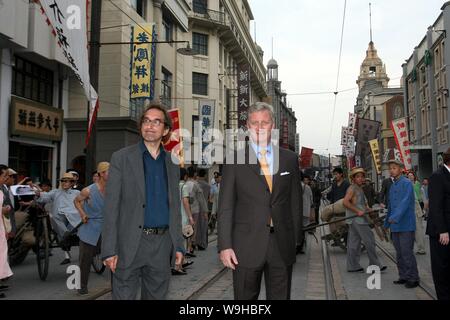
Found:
[38,0,98,145]
[199,100,216,168]
[368,139,382,175]
[130,23,156,99]
[391,117,412,171]
[341,126,349,146]
[347,113,357,136]
[237,64,250,131]
[282,118,289,149]
[10,97,63,141]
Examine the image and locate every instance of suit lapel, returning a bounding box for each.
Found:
[164,151,174,206]
[128,145,146,201]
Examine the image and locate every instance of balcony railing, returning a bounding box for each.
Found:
[192,8,226,25]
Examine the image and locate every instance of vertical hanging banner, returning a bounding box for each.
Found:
[368,139,382,175]
[341,127,348,146]
[300,147,314,169]
[282,118,289,149]
[348,113,357,136]
[37,0,98,146]
[391,117,412,171]
[130,23,157,99]
[237,64,250,131]
[199,100,216,168]
[163,109,182,161]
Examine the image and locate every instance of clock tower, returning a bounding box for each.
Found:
[356,41,390,91]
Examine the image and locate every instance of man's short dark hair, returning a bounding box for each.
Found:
[333,168,344,175]
[40,180,52,188]
[139,102,172,131]
[0,164,8,175]
[180,168,187,181]
[187,166,196,178]
[197,169,207,178]
[303,175,311,181]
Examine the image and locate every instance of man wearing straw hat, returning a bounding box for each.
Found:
[343,167,385,273]
[36,172,81,265]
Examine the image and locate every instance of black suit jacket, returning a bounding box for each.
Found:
[426,166,450,237]
[217,144,302,268]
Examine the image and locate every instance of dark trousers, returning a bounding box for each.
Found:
[79,238,101,290]
[112,232,172,300]
[232,233,292,300]
[391,231,419,282]
[429,236,450,300]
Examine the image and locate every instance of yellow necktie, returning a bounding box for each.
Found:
[260,149,274,227]
[259,149,272,193]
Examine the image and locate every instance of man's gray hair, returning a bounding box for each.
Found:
[247,102,275,122]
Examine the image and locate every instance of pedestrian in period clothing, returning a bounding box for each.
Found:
[298,175,314,254]
[310,179,322,224]
[407,171,426,255]
[196,169,210,249]
[325,167,350,204]
[73,162,110,295]
[378,176,393,209]
[183,167,208,252]
[35,172,81,265]
[102,103,184,300]
[421,178,429,219]
[362,178,377,208]
[67,169,84,191]
[1,168,16,239]
[384,159,420,289]
[0,165,13,299]
[343,167,385,273]
[209,172,221,234]
[426,148,450,300]
[218,102,302,300]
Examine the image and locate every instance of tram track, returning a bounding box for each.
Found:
[375,241,437,300]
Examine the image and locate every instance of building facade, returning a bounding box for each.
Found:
[354,41,403,186]
[266,58,297,152]
[64,0,268,181]
[403,2,450,178]
[0,0,72,186]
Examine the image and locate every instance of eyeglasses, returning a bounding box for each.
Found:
[142,118,165,127]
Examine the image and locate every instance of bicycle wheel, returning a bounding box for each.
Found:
[92,253,106,274]
[35,217,50,281]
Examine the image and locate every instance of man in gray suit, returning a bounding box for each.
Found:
[218,102,302,300]
[102,103,184,300]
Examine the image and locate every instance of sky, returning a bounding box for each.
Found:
[248,0,445,156]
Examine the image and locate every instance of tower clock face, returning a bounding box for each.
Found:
[393,103,403,119]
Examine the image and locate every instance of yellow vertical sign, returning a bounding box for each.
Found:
[130,23,154,99]
[369,139,382,175]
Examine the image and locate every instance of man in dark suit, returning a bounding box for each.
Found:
[218,102,302,300]
[426,148,450,300]
[102,103,184,300]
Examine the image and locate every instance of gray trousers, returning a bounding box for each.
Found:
[112,232,172,300]
[347,222,382,271]
[392,231,419,282]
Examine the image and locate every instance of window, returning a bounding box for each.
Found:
[12,56,53,106]
[193,72,208,96]
[131,0,146,19]
[161,67,172,108]
[193,32,208,56]
[162,15,173,42]
[193,0,207,14]
[369,66,376,77]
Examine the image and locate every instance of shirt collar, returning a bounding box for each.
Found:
[139,140,165,158]
[250,140,272,156]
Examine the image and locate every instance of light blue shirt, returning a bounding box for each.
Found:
[250,141,274,175]
[37,188,81,228]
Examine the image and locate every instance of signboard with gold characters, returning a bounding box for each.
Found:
[10,97,63,142]
[368,139,382,175]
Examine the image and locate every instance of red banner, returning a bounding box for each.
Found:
[300,147,314,169]
[163,108,182,156]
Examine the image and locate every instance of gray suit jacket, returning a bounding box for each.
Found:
[101,143,184,269]
[217,145,302,268]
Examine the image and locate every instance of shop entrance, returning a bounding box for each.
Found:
[8,141,53,184]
